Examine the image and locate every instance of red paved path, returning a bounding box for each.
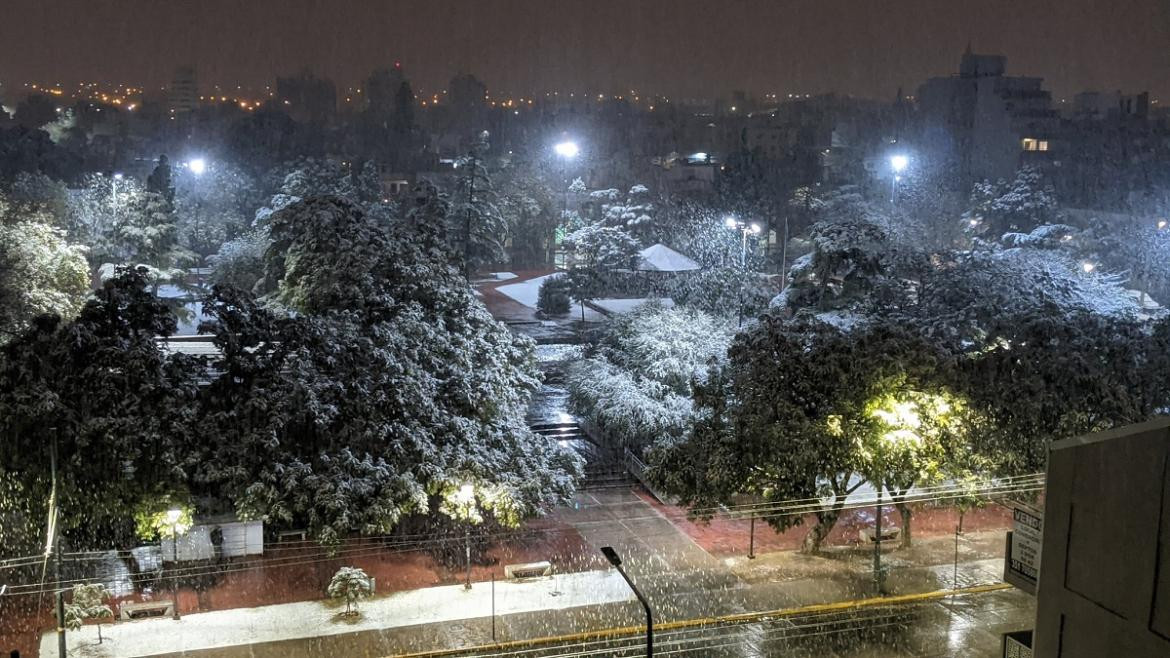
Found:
[475,269,557,322]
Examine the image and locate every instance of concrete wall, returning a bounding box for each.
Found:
[1034,418,1170,657]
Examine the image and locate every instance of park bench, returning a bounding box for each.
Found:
[119,600,174,620]
[859,526,902,544]
[276,529,308,542]
[504,560,552,580]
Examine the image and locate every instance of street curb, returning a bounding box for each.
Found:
[390,582,1014,657]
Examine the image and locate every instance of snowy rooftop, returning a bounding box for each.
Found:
[635,243,701,272]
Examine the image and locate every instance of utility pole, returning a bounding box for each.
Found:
[463,150,475,280]
[873,485,885,596]
[51,432,66,658]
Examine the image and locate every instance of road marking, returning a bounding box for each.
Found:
[391,582,1014,657]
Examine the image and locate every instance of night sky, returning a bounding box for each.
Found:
[2,0,1168,100]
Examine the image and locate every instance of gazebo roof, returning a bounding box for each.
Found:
[635,243,701,272]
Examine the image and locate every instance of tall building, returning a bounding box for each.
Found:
[916,47,1059,184]
[276,69,337,124]
[168,66,198,114]
[363,61,406,115]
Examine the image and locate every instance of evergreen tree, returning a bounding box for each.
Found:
[451,131,507,275]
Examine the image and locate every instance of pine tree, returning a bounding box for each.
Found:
[451,131,507,276]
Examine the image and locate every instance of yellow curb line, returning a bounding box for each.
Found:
[391,582,1013,657]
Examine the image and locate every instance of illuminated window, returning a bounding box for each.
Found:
[1022,138,1050,152]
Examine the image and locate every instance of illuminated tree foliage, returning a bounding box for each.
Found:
[651,315,971,552]
[0,267,198,552]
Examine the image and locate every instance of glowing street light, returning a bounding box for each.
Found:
[165,508,184,620]
[725,217,763,328]
[456,483,476,590]
[1158,219,1167,230]
[186,158,207,175]
[889,154,909,204]
[554,141,579,159]
[1082,261,1096,273]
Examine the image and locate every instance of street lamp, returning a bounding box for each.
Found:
[554,139,581,269]
[725,217,762,328]
[456,484,475,590]
[186,158,207,176]
[1082,261,1096,274]
[889,154,909,203]
[601,546,653,657]
[554,141,580,159]
[724,216,761,267]
[165,508,183,620]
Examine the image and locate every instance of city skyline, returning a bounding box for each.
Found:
[2,0,1168,102]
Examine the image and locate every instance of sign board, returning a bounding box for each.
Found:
[1005,504,1043,594]
[1002,630,1033,658]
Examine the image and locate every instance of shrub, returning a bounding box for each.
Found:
[328,566,373,616]
[537,275,572,316]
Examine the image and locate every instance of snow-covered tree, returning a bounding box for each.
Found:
[0,198,90,341]
[328,566,372,616]
[653,315,979,552]
[113,190,193,277]
[567,303,731,451]
[0,266,199,550]
[964,166,1058,240]
[65,173,146,266]
[63,583,114,643]
[174,162,262,258]
[536,274,571,316]
[208,227,269,293]
[196,193,580,544]
[450,131,508,274]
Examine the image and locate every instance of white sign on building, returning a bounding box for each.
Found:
[1006,504,1043,593]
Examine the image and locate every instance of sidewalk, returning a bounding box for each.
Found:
[41,569,635,658]
[4,516,599,657]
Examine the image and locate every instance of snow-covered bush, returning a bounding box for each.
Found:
[603,303,732,392]
[536,275,572,316]
[208,227,269,293]
[567,357,693,450]
[567,304,732,452]
[63,583,113,643]
[328,566,373,616]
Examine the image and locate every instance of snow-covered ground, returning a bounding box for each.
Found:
[496,275,607,321]
[45,569,634,657]
[496,274,557,308]
[590,297,674,315]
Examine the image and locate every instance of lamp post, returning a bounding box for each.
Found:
[889,154,909,204]
[601,546,652,657]
[554,140,579,268]
[725,217,761,327]
[457,484,475,590]
[165,508,183,620]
